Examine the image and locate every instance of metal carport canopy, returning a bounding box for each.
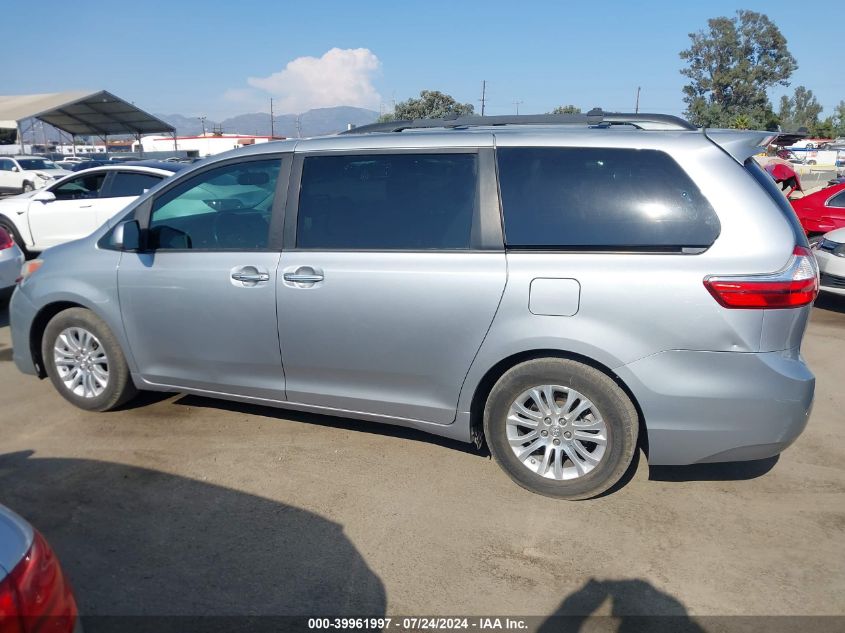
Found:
[0,90,175,136]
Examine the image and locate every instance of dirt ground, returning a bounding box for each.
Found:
[0,290,843,625]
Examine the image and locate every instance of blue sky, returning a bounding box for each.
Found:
[3,0,841,120]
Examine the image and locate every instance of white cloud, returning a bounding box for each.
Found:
[235,48,382,114]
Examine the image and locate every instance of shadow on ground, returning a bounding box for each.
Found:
[814,292,845,315]
[538,578,706,633]
[0,450,386,617]
[649,455,779,482]
[174,394,489,458]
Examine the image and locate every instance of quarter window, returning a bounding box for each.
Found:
[828,191,845,208]
[148,158,281,250]
[296,153,478,250]
[497,147,720,249]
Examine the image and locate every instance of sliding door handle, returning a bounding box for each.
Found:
[283,273,324,283]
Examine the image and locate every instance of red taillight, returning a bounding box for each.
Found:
[704,246,819,309]
[0,531,78,633]
[0,228,13,251]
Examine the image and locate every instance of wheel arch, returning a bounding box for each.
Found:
[0,212,32,250]
[468,349,648,457]
[28,301,88,377]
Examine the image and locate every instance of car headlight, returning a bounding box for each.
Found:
[34,172,49,180]
[820,238,845,257]
[18,258,43,284]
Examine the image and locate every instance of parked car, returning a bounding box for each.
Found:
[0,156,70,194]
[0,504,79,632]
[69,160,110,172]
[9,113,818,499]
[790,182,845,238]
[0,164,181,255]
[813,227,845,296]
[0,227,24,289]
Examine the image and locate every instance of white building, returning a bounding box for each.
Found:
[133,132,284,157]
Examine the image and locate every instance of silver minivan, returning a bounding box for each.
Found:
[9,112,817,498]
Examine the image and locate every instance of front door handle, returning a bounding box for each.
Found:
[283,272,324,283]
[232,271,270,283]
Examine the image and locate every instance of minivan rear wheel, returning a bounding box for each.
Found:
[42,308,138,411]
[484,359,638,499]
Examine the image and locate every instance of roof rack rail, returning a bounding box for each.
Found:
[342,109,697,134]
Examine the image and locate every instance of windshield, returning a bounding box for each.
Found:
[16,158,58,170]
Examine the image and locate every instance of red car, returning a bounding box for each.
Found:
[790,183,845,236]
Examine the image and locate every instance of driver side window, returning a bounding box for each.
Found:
[53,173,107,201]
[148,158,281,250]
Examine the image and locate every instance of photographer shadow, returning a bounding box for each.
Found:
[539,578,706,633]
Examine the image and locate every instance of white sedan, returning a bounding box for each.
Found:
[0,163,181,254]
[814,227,845,296]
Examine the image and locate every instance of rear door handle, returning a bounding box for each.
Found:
[232,271,270,283]
[283,273,324,283]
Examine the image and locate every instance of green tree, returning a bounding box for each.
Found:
[834,100,845,136]
[551,105,581,114]
[778,86,823,131]
[680,10,796,129]
[379,90,475,122]
[730,114,752,129]
[809,117,835,138]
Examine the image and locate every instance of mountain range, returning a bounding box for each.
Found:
[17,106,380,144]
[157,106,380,138]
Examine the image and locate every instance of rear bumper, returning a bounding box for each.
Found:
[10,287,38,375]
[616,348,814,465]
[0,247,23,289]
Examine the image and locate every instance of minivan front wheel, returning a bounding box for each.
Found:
[484,359,638,499]
[42,308,138,411]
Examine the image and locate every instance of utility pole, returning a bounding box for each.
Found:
[479,80,487,116]
[198,116,207,136]
[295,115,302,139]
[513,100,524,115]
[270,98,275,138]
[635,87,641,114]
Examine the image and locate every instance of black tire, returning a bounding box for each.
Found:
[0,218,30,257]
[21,182,34,193]
[484,358,638,500]
[41,307,138,412]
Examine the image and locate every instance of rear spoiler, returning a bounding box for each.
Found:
[704,129,778,163]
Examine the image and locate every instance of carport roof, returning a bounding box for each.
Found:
[0,90,175,136]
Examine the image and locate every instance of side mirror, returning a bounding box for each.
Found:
[11,166,19,172]
[110,220,141,251]
[32,191,55,203]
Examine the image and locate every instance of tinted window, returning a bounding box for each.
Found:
[828,190,845,208]
[149,158,280,250]
[498,147,719,249]
[52,172,107,200]
[109,171,162,197]
[0,159,13,171]
[296,153,477,250]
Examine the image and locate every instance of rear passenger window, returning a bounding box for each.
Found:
[109,172,162,197]
[296,153,477,250]
[497,147,719,250]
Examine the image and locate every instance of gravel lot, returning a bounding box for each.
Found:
[0,289,843,624]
